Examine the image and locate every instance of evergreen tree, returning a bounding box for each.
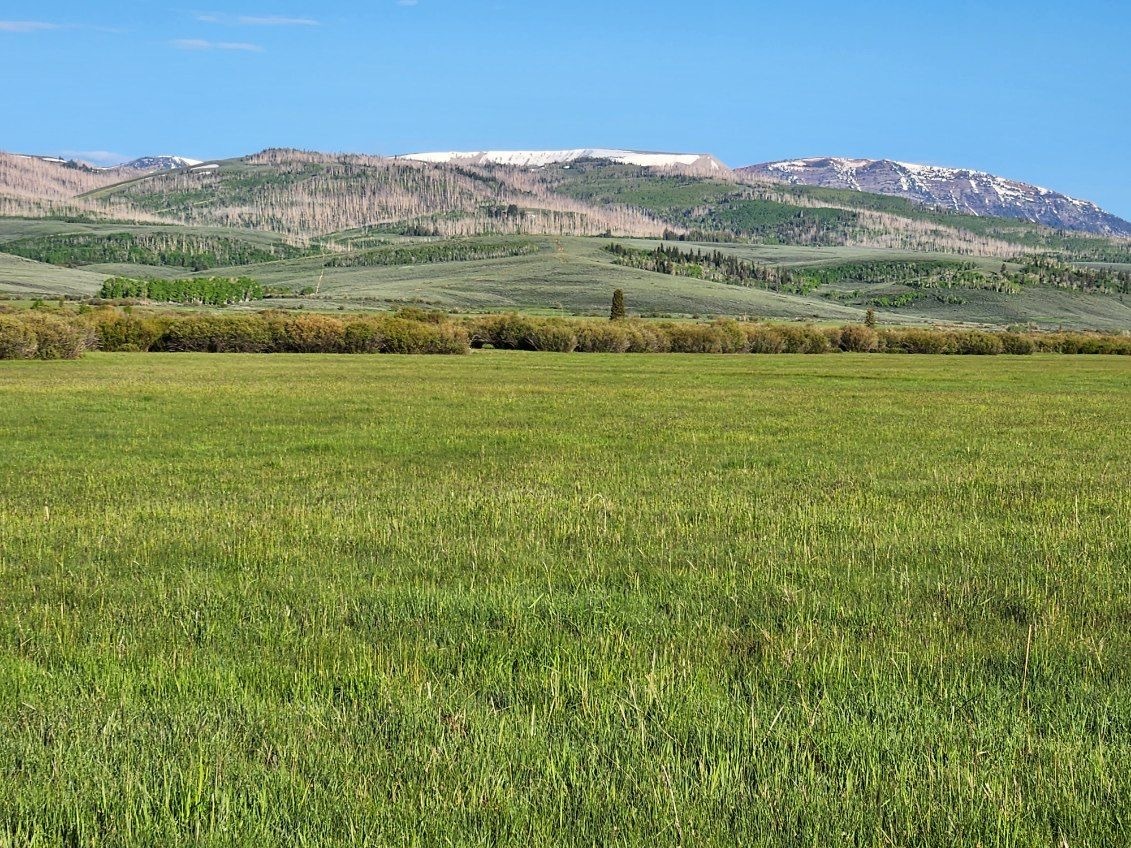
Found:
[610,289,626,321]
[865,308,877,329]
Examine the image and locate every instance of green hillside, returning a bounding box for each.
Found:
[542,162,1131,261]
[5,223,1127,328]
[0,252,106,298]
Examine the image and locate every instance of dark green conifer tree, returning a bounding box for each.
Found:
[610,289,626,321]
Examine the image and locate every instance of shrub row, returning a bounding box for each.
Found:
[465,315,1131,356]
[3,309,1129,360]
[0,310,469,358]
[93,311,470,355]
[467,314,674,353]
[0,312,94,360]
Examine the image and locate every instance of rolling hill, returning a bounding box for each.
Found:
[1,146,1129,329]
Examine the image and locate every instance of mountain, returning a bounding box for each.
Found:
[78,149,667,238]
[740,158,1131,238]
[404,149,728,174]
[116,155,204,172]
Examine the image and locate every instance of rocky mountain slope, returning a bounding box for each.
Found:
[741,157,1131,237]
[115,155,204,172]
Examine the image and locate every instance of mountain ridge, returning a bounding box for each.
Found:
[739,157,1131,238]
[114,155,204,172]
[403,148,728,174]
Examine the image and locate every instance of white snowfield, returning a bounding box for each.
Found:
[403,149,725,170]
[160,156,204,167]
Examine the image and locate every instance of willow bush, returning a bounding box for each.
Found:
[1,308,1129,360]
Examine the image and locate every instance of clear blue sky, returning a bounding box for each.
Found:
[3,0,1129,217]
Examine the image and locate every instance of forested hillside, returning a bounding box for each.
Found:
[0,152,148,220]
[83,150,668,239]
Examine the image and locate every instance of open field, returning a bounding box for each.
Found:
[0,252,106,298]
[1,353,1128,845]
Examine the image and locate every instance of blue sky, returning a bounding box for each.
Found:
[2,0,1129,217]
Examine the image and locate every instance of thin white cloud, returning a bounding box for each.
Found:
[195,13,319,26]
[0,21,60,32]
[58,150,130,166]
[238,15,319,26]
[173,38,264,52]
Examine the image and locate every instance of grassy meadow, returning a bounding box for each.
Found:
[1,352,1128,845]
[4,219,1131,328]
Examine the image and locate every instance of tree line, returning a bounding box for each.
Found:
[5,232,311,270]
[605,242,1129,296]
[99,276,264,305]
[324,240,542,268]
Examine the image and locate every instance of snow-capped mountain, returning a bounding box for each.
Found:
[740,157,1131,237]
[116,155,203,172]
[20,153,203,172]
[403,148,728,173]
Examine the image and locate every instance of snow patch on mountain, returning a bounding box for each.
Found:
[116,155,204,172]
[403,149,727,171]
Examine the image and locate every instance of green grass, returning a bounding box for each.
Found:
[1,353,1129,846]
[200,237,874,320]
[0,252,106,298]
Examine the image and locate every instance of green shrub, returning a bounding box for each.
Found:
[526,320,578,353]
[743,324,786,353]
[952,331,1004,355]
[275,315,347,353]
[661,320,747,354]
[342,319,386,353]
[18,313,90,360]
[468,314,541,350]
[89,310,163,352]
[0,315,37,359]
[376,317,467,354]
[394,307,449,325]
[576,322,631,353]
[879,328,956,354]
[1000,333,1036,355]
[623,322,671,353]
[158,315,273,353]
[776,324,831,353]
[423,323,470,355]
[838,324,879,352]
[1050,332,1131,354]
[663,322,721,353]
[714,320,748,353]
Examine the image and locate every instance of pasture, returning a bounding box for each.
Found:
[4,219,1130,327]
[0,352,1128,846]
